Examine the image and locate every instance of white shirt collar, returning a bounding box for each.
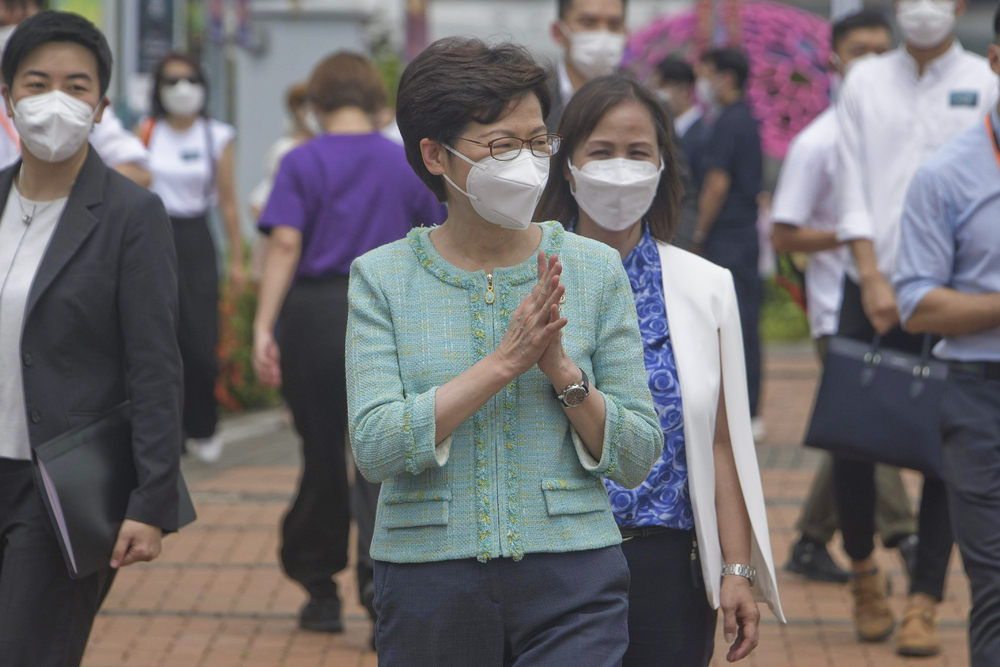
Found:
[557,59,576,106]
[673,106,703,138]
[897,39,964,80]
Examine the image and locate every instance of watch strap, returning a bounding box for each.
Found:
[721,563,756,585]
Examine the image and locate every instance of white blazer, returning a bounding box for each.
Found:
[657,240,785,622]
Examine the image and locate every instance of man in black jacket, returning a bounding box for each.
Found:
[0,11,182,666]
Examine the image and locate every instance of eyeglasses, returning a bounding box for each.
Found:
[163,76,202,86]
[457,133,563,161]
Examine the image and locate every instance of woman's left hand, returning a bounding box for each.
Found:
[535,253,571,382]
[720,574,760,662]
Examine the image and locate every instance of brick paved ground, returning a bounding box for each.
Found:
[81,343,972,667]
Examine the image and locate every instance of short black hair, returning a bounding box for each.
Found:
[396,38,551,202]
[558,0,627,21]
[150,51,208,118]
[2,10,111,97]
[655,57,695,85]
[700,48,750,90]
[832,10,891,52]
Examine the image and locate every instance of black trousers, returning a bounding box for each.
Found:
[702,225,762,416]
[620,529,717,667]
[940,369,1000,666]
[373,546,630,666]
[0,458,116,666]
[832,278,953,600]
[171,215,219,439]
[278,276,380,606]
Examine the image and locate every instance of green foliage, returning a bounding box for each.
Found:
[761,276,811,341]
[216,282,282,413]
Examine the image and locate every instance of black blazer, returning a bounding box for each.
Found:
[9,146,185,531]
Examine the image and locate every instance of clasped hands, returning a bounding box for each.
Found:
[492,252,576,387]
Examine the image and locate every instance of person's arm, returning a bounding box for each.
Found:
[216,141,246,295]
[553,249,662,488]
[112,194,185,567]
[907,289,1000,335]
[251,226,301,387]
[771,223,841,254]
[694,168,731,247]
[114,162,152,188]
[347,252,567,483]
[713,379,760,662]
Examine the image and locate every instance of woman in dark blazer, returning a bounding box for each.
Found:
[0,12,183,666]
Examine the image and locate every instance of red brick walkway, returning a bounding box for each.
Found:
[82,344,972,666]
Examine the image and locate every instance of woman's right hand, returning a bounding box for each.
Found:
[252,329,282,387]
[492,251,567,378]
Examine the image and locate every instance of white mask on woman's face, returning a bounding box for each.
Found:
[896,0,956,49]
[160,79,206,116]
[561,22,626,80]
[12,89,99,163]
[695,76,717,107]
[442,145,549,230]
[569,157,663,232]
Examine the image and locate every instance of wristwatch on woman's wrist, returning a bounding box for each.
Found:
[721,563,756,586]
[555,368,590,408]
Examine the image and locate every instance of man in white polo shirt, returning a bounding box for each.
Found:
[772,9,918,587]
[834,0,998,656]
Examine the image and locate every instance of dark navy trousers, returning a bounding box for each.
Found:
[941,369,1000,666]
[373,545,630,666]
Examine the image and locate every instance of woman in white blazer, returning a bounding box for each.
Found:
[536,75,784,666]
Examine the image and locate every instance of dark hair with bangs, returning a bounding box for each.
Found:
[395,37,551,202]
[2,10,112,97]
[150,51,208,118]
[831,10,891,51]
[535,75,682,243]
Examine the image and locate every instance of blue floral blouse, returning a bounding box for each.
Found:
[601,226,694,529]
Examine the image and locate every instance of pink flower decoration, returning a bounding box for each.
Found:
[624,0,831,160]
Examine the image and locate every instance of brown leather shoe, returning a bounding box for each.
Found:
[897,605,940,657]
[850,569,895,642]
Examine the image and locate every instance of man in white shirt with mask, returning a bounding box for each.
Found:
[546,0,626,131]
[833,0,997,656]
[772,9,919,590]
[0,0,151,186]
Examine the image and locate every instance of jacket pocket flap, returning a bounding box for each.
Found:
[381,489,451,529]
[541,479,609,516]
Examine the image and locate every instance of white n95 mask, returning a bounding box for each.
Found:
[442,146,549,230]
[13,90,98,163]
[896,0,955,49]
[570,158,663,232]
[561,23,626,80]
[160,79,206,116]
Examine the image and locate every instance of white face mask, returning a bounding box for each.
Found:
[443,145,549,230]
[695,77,717,107]
[12,90,98,163]
[561,22,626,80]
[160,79,206,116]
[570,158,663,232]
[304,109,323,135]
[896,0,955,49]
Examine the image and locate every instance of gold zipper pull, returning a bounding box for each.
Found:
[485,273,495,305]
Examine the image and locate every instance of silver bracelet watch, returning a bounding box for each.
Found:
[721,563,756,586]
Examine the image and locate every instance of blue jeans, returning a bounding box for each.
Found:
[373,545,630,666]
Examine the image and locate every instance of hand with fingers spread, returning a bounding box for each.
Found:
[721,575,761,662]
[492,251,568,378]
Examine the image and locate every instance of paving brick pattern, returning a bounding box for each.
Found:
[82,344,973,666]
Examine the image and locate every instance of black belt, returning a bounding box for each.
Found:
[619,526,671,540]
[948,361,1000,381]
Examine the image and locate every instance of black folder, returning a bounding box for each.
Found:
[32,402,196,579]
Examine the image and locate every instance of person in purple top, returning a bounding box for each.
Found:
[251,52,447,640]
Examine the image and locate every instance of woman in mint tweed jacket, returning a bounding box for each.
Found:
[345,38,661,666]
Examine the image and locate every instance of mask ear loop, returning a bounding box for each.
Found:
[442,144,482,202]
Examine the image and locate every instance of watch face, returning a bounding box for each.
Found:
[563,387,588,407]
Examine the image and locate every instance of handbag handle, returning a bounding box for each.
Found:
[860,333,935,399]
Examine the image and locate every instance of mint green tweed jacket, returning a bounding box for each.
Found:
[346,221,662,563]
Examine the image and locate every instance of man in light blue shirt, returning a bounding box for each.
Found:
[895,11,1000,664]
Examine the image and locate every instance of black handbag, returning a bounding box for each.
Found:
[804,334,947,477]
